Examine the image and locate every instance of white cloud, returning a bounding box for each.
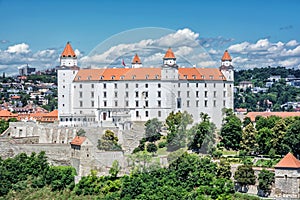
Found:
[6,43,31,54]
[228,42,249,53]
[286,40,298,47]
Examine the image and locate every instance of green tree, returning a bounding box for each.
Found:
[257,169,274,197]
[234,164,256,192]
[166,111,193,151]
[188,113,216,153]
[146,143,158,154]
[217,159,232,179]
[97,130,122,151]
[109,160,121,178]
[271,119,287,155]
[76,128,86,136]
[283,119,300,157]
[220,109,242,150]
[256,127,274,155]
[243,117,252,127]
[240,123,258,155]
[144,118,162,142]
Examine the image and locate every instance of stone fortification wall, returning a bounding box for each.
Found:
[275,168,300,198]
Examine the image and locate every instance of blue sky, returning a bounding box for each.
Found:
[0,0,300,74]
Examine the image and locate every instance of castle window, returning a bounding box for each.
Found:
[125,91,129,98]
[145,101,148,107]
[193,75,196,79]
[158,91,161,98]
[114,92,118,98]
[77,76,81,80]
[145,75,149,79]
[196,83,198,88]
[80,101,83,107]
[103,83,106,89]
[91,84,94,88]
[80,84,82,88]
[214,83,216,88]
[205,83,207,88]
[178,83,180,87]
[120,75,125,80]
[205,91,208,98]
[155,75,159,79]
[158,100,161,107]
[103,92,107,98]
[158,111,161,117]
[115,101,118,107]
[145,111,149,117]
[62,104,65,107]
[132,75,136,80]
[196,100,199,107]
[223,100,226,107]
[196,91,199,98]
[100,76,104,80]
[87,76,91,80]
[187,100,190,107]
[187,83,189,87]
[158,83,161,88]
[201,75,205,79]
[125,101,129,107]
[184,75,188,79]
[223,91,226,97]
[135,91,139,98]
[136,83,138,88]
[103,101,107,107]
[79,92,82,98]
[114,83,117,89]
[145,83,148,88]
[135,101,139,107]
[125,83,128,88]
[63,86,65,88]
[136,111,139,117]
[178,91,181,97]
[214,91,216,98]
[224,83,226,88]
[187,91,190,98]
[111,75,115,80]
[91,92,94,98]
[213,100,216,107]
[204,100,208,107]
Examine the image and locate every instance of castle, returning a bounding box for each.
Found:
[57,42,234,128]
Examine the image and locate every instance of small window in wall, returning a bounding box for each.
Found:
[115,101,118,107]
[91,101,94,107]
[80,84,82,88]
[196,100,199,107]
[205,83,207,88]
[103,83,106,89]
[196,91,199,98]
[214,83,216,88]
[62,104,65,107]
[136,111,139,117]
[178,91,181,97]
[187,91,190,98]
[136,83,138,88]
[145,83,148,88]
[114,92,118,98]
[91,84,94,88]
[187,100,190,107]
[103,92,107,98]
[196,83,198,88]
[224,83,226,88]
[104,101,107,107]
[223,91,226,97]
[158,83,161,88]
[158,91,161,98]
[158,100,161,107]
[135,101,139,107]
[91,92,94,98]
[125,101,129,107]
[223,100,226,107]
[158,111,161,117]
[213,100,216,107]
[187,83,189,87]
[114,83,117,88]
[125,91,129,98]
[126,83,129,88]
[145,111,149,117]
[205,91,208,98]
[79,91,82,98]
[80,101,83,107]
[135,91,139,98]
[145,101,148,107]
[178,83,180,87]
[214,91,216,98]
[63,85,65,88]
[204,100,208,107]
[177,98,181,109]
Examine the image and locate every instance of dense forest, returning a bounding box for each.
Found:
[234,66,300,111]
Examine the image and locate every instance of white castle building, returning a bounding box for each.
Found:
[58,43,234,128]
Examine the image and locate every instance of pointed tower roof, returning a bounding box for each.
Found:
[132,54,141,64]
[61,42,76,58]
[275,152,300,168]
[221,50,232,61]
[164,48,176,59]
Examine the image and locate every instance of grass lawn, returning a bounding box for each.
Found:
[157,147,168,156]
[222,150,239,156]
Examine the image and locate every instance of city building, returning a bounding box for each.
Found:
[58,43,234,128]
[18,64,36,76]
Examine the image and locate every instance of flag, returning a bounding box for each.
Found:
[122,59,126,66]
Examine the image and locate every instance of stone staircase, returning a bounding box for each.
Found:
[121,122,146,153]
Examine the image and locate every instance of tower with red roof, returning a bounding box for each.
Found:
[274,152,300,198]
[60,42,78,67]
[131,54,142,68]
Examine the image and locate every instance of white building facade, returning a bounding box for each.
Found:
[58,43,234,128]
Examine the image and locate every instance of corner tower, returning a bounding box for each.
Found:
[60,42,77,67]
[220,50,234,82]
[131,54,142,68]
[163,47,177,66]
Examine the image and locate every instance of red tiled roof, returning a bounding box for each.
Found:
[44,110,58,117]
[74,67,226,82]
[275,152,300,168]
[70,136,86,146]
[245,112,300,122]
[61,42,76,58]
[11,96,21,99]
[0,110,18,117]
[221,50,232,61]
[132,54,141,64]
[164,48,176,59]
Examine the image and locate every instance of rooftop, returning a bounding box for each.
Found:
[61,42,76,58]
[70,136,86,146]
[275,152,300,168]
